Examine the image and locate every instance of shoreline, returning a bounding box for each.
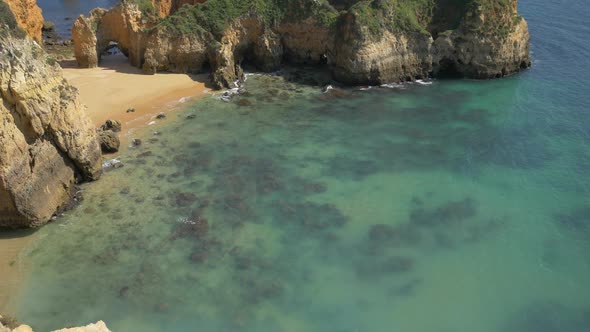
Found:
[61,53,210,142]
[0,55,211,317]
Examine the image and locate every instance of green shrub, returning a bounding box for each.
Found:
[155,0,337,38]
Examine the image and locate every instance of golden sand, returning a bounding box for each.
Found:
[61,54,210,140]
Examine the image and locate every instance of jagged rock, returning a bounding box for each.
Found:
[0,318,111,332]
[100,119,122,132]
[0,26,102,229]
[2,0,43,43]
[42,21,54,31]
[51,321,111,332]
[98,130,120,153]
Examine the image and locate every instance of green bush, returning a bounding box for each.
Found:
[155,0,337,38]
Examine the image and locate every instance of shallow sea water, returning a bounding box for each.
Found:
[8,0,590,331]
[37,0,119,38]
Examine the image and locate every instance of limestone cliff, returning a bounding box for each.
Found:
[72,0,531,88]
[0,24,102,229]
[1,0,43,43]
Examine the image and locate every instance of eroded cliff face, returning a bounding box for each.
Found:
[1,0,43,43]
[72,0,531,88]
[331,12,434,84]
[0,28,102,229]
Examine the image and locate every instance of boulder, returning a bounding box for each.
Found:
[98,130,120,153]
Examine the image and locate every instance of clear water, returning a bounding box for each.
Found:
[37,0,119,38]
[10,0,590,331]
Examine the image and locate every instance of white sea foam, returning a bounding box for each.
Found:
[416,79,433,85]
[380,83,406,89]
[177,217,196,225]
[102,158,121,169]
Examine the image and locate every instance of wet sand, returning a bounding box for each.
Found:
[0,231,35,315]
[61,54,210,139]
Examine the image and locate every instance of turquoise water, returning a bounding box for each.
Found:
[9,0,590,331]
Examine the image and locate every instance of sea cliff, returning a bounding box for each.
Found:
[72,0,531,88]
[0,4,102,229]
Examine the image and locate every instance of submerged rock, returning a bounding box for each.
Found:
[409,198,477,227]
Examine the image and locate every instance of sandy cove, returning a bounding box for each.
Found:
[61,53,210,141]
[0,55,210,316]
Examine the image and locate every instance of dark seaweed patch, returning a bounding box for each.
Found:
[554,206,590,233]
[505,302,590,332]
[409,198,477,227]
[276,200,348,231]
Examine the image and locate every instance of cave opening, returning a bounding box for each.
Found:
[435,58,463,79]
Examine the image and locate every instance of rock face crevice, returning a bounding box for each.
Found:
[72,0,531,89]
[0,27,102,229]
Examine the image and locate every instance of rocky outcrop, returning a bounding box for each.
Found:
[1,0,43,43]
[98,130,120,153]
[0,317,110,332]
[51,321,111,332]
[0,26,102,229]
[432,2,531,78]
[331,19,434,84]
[72,0,531,88]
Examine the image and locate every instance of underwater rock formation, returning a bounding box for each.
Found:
[72,0,530,88]
[0,20,102,228]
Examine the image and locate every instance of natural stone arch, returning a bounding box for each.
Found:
[73,5,147,68]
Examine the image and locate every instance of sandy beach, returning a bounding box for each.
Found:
[61,54,210,140]
[0,55,210,316]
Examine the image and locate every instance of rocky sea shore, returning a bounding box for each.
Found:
[14,2,590,332]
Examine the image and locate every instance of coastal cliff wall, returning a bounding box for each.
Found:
[72,0,530,88]
[0,19,102,229]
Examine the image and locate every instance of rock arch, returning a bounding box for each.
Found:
[72,5,147,68]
